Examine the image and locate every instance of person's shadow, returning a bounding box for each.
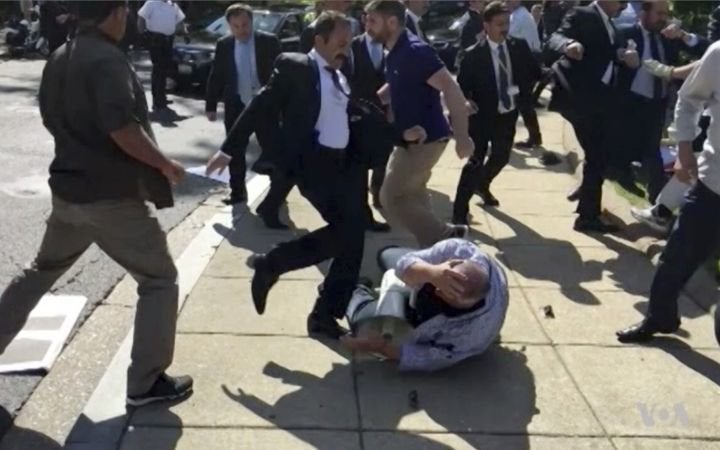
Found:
[0,405,181,449]
[483,208,602,305]
[222,346,537,450]
[0,406,62,449]
[652,337,720,387]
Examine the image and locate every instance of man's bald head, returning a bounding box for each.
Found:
[447,261,490,309]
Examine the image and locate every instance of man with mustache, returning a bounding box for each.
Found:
[206,12,365,340]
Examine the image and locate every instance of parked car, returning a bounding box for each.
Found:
[172,7,306,91]
[424,1,467,71]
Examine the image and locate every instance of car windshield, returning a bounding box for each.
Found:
[205,12,282,37]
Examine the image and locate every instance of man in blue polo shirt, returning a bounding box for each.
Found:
[365,0,474,248]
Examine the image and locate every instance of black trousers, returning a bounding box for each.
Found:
[147,33,174,109]
[224,95,248,200]
[647,181,720,329]
[257,171,295,215]
[519,102,542,145]
[607,95,667,203]
[453,111,518,218]
[569,90,615,219]
[265,148,366,319]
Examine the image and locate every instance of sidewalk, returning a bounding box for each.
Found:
[13,110,720,449]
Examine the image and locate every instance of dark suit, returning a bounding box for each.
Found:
[454,37,541,220]
[206,31,280,201]
[406,13,426,41]
[222,53,366,319]
[460,10,484,50]
[40,1,72,54]
[348,34,391,224]
[609,24,707,202]
[547,4,622,220]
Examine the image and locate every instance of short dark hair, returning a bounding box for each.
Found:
[641,0,662,13]
[225,3,253,21]
[75,1,128,24]
[365,0,406,25]
[314,10,351,42]
[483,1,510,23]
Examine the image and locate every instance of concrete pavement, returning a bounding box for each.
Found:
[4,109,720,449]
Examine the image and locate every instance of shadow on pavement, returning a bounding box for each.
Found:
[0,406,62,449]
[222,346,536,450]
[485,207,602,305]
[654,337,720,387]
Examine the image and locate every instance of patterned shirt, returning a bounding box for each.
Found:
[394,239,509,372]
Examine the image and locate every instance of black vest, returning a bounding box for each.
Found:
[349,36,386,105]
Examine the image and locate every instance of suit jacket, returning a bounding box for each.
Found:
[348,34,394,166]
[205,31,281,113]
[221,53,320,175]
[406,13,426,41]
[221,51,392,175]
[547,4,621,104]
[457,37,541,127]
[349,34,385,105]
[616,24,708,97]
[460,10,484,50]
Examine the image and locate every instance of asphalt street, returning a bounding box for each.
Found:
[0,55,259,422]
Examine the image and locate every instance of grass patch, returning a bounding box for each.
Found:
[608,180,648,208]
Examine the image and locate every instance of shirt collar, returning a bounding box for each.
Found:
[236,33,254,46]
[309,48,332,71]
[487,38,506,52]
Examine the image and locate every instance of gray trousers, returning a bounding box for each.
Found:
[0,196,178,397]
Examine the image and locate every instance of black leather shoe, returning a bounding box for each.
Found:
[515,140,541,150]
[616,320,680,344]
[567,186,581,202]
[574,217,620,234]
[256,205,289,230]
[251,254,279,315]
[221,193,247,206]
[307,312,348,340]
[367,220,391,233]
[480,191,500,207]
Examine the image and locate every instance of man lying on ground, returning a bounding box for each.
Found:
[341,238,508,372]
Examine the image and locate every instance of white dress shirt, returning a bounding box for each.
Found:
[234,36,260,106]
[488,39,516,114]
[631,25,667,99]
[509,6,541,53]
[674,42,720,196]
[365,33,385,70]
[309,49,350,149]
[593,1,617,85]
[138,0,185,36]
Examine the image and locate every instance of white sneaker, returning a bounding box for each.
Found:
[630,207,671,233]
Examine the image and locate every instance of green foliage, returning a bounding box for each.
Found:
[671,0,716,34]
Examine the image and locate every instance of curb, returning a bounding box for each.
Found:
[560,119,718,313]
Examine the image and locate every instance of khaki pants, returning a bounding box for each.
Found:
[0,197,178,397]
[380,141,452,247]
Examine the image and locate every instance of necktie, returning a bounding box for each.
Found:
[497,44,512,110]
[237,42,254,105]
[325,66,349,97]
[648,33,664,99]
